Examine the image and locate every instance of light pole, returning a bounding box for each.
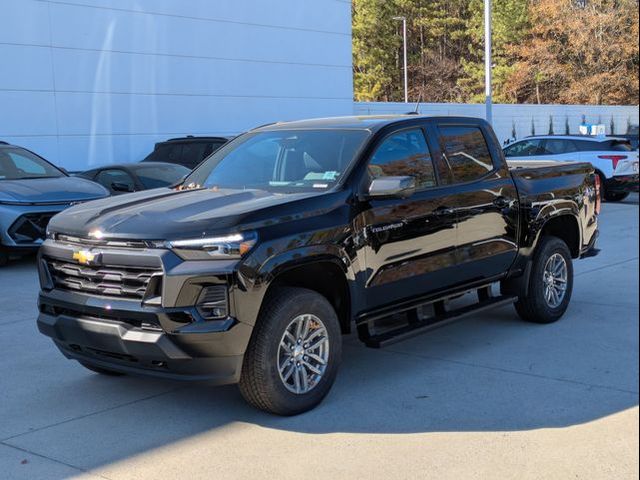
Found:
[484,0,493,124]
[393,16,408,103]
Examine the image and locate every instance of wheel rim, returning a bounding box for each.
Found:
[277,314,329,394]
[543,253,568,308]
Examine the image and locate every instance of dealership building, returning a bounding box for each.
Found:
[1,0,638,170]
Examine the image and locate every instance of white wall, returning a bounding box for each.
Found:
[355,102,640,145]
[0,0,353,170]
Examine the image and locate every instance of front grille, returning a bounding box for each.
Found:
[46,259,161,300]
[8,212,56,244]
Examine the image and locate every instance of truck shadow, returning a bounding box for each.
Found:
[21,302,634,475]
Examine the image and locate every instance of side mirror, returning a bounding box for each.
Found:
[111,182,134,193]
[367,176,416,199]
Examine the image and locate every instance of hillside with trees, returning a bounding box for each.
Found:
[352,0,639,105]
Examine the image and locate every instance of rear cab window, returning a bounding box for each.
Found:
[436,125,495,184]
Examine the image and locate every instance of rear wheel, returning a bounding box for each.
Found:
[79,361,125,376]
[239,287,342,416]
[514,236,574,324]
[0,251,8,267]
[604,191,629,202]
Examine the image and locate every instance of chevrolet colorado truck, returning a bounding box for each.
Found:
[37,116,600,415]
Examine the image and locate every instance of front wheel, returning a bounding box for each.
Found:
[514,236,574,324]
[239,287,342,415]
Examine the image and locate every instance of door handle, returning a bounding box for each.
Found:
[434,206,455,216]
[493,197,510,209]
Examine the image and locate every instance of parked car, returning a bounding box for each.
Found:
[37,115,599,415]
[78,162,191,194]
[503,135,638,201]
[141,136,228,169]
[610,156,640,195]
[0,142,109,266]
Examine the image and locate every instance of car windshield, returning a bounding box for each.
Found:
[184,129,370,193]
[0,147,64,180]
[134,164,191,189]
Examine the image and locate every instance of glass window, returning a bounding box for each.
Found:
[0,148,64,180]
[368,128,436,190]
[439,126,494,183]
[186,129,369,193]
[135,164,190,189]
[504,139,544,157]
[96,169,136,192]
[149,143,183,165]
[181,142,209,169]
[544,139,578,154]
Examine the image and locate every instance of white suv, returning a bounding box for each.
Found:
[504,135,638,201]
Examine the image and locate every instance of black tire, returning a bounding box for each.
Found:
[239,287,342,416]
[514,236,574,324]
[604,191,629,202]
[0,251,8,267]
[79,361,125,376]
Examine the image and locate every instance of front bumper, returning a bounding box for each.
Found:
[0,204,68,250]
[36,239,255,383]
[606,174,639,193]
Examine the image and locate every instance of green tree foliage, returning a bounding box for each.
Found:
[458,0,529,103]
[352,0,639,105]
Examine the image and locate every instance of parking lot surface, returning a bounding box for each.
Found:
[0,194,638,480]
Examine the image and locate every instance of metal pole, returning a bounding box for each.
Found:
[402,17,408,103]
[484,0,493,124]
[393,16,408,103]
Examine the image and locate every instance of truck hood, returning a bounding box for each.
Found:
[0,177,109,204]
[47,187,329,240]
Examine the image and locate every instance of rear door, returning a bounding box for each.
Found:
[433,121,519,283]
[355,124,460,310]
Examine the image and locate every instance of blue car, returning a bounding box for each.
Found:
[0,142,109,266]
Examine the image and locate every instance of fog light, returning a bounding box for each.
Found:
[196,285,228,320]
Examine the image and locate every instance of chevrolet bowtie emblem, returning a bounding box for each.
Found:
[73,250,96,265]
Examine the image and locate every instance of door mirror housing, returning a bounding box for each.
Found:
[367,176,416,199]
[111,182,134,193]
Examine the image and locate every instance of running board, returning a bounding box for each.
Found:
[358,292,517,349]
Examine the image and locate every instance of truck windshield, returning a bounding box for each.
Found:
[184,129,370,192]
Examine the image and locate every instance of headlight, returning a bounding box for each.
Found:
[164,231,257,259]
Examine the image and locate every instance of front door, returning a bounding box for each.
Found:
[354,126,460,311]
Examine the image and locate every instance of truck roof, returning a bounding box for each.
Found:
[254,115,486,133]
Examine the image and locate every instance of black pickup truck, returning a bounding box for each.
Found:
[37,116,600,415]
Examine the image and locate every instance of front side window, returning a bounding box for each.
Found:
[438,126,494,183]
[186,129,369,193]
[504,139,543,157]
[96,169,136,192]
[367,128,436,190]
[0,148,64,180]
[135,164,190,189]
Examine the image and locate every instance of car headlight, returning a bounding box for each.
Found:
[163,231,258,259]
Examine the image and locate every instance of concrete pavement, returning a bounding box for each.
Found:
[0,194,638,480]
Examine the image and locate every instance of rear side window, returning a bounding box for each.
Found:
[150,143,183,165]
[543,139,578,154]
[438,126,494,183]
[368,128,436,190]
[601,140,633,152]
[181,142,210,169]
